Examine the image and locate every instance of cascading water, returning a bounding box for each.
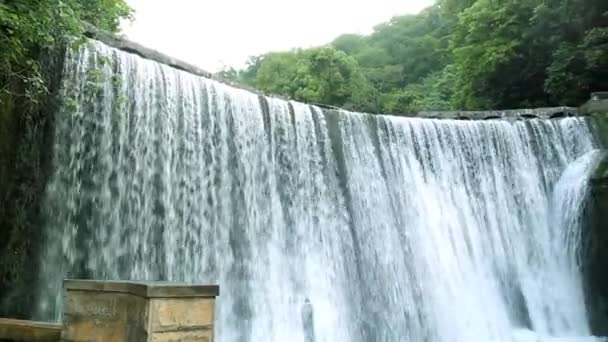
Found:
[35,40,604,342]
[552,150,603,264]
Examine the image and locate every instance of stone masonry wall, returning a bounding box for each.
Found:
[60,280,218,342]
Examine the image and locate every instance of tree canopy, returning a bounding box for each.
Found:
[0,0,132,102]
[226,0,608,113]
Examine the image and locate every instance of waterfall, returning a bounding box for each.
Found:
[35,40,603,342]
[552,150,602,263]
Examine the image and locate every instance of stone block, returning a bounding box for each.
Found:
[150,298,214,332]
[64,291,120,319]
[150,329,213,342]
[61,280,218,342]
[62,316,127,342]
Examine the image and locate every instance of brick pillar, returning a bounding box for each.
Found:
[61,280,219,342]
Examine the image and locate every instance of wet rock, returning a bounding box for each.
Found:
[585,151,608,335]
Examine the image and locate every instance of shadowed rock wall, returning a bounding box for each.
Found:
[583,93,608,335]
[0,49,65,319]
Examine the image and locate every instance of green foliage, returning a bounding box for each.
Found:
[332,34,367,55]
[216,67,240,83]
[253,51,300,97]
[544,43,590,105]
[0,0,132,104]
[382,71,454,114]
[449,0,530,108]
[545,28,608,105]
[235,0,607,113]
[240,47,376,112]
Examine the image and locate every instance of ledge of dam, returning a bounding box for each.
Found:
[84,24,587,121]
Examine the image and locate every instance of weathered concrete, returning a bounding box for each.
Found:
[61,280,219,342]
[417,106,581,120]
[0,318,61,341]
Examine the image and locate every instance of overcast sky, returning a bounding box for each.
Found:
[123,0,433,72]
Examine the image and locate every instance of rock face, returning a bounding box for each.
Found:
[581,95,608,335]
[0,55,62,318]
[586,152,608,335]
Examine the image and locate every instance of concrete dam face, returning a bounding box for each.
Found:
[27,40,607,341]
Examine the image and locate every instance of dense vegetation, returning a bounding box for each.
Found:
[0,0,131,317]
[222,0,608,113]
[0,0,131,102]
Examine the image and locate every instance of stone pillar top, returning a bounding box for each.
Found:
[64,279,219,298]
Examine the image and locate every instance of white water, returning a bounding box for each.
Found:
[552,150,603,265]
[35,40,604,342]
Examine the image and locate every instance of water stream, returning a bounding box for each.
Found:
[35,40,603,342]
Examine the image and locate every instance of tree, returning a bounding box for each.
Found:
[0,0,132,103]
[233,0,607,112]
[446,0,608,109]
[250,47,376,111]
[447,0,540,109]
[252,51,300,97]
[332,34,367,55]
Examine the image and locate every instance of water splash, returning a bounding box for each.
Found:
[34,40,603,342]
[552,150,602,264]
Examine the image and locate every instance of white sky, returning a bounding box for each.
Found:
[123,0,433,72]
